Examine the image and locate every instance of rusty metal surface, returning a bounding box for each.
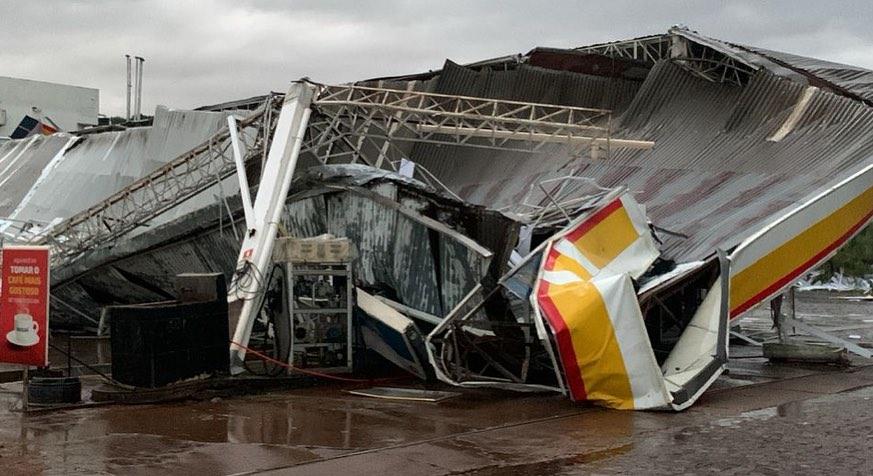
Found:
[282,179,505,318]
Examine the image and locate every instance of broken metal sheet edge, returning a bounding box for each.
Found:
[373,295,442,326]
[660,250,730,411]
[427,189,731,411]
[637,260,708,298]
[346,387,461,402]
[532,192,668,410]
[425,188,630,395]
[339,185,494,261]
[532,195,729,411]
[47,165,504,329]
[356,288,429,380]
[49,162,502,325]
[425,283,562,394]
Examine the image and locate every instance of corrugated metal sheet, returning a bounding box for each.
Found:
[0,134,71,216]
[1,106,235,228]
[10,127,149,223]
[284,181,494,317]
[404,59,873,262]
[54,230,244,324]
[433,60,640,111]
[45,30,873,327]
[51,166,517,326]
[744,46,873,104]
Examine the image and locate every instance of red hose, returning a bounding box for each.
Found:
[230,340,402,384]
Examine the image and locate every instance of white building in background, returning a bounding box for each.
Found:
[0,76,99,138]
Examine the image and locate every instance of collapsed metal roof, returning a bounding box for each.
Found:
[741,45,873,105]
[399,59,873,263]
[1,26,872,410]
[349,27,873,266]
[0,106,237,240]
[2,26,872,329]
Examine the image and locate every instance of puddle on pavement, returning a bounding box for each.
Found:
[0,383,595,475]
[15,395,466,451]
[712,399,808,428]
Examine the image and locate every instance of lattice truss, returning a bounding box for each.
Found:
[576,29,758,86]
[575,34,673,64]
[427,249,564,391]
[675,40,757,86]
[40,83,656,270]
[301,84,624,169]
[38,95,283,267]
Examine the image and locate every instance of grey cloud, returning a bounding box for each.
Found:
[1,0,871,115]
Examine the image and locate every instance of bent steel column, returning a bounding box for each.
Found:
[229,81,317,373]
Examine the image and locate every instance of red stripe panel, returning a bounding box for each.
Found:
[538,280,588,401]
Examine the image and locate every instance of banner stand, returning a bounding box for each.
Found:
[0,245,51,412]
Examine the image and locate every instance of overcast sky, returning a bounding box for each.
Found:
[2,1,871,116]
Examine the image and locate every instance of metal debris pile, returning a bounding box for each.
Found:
[1,26,872,411]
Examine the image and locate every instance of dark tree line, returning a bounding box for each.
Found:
[820,224,873,280]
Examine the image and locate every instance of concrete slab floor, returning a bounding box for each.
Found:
[0,362,872,475]
[0,290,869,475]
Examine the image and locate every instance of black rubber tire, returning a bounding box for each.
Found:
[27,376,82,405]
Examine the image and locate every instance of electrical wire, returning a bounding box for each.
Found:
[230,340,403,384]
[228,260,270,301]
[240,263,288,377]
[49,337,398,392]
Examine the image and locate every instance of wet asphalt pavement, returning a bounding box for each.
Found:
[0,290,871,475]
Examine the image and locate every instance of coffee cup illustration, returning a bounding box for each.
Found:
[6,313,40,347]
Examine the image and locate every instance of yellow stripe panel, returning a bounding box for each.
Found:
[731,185,873,311]
[552,253,593,280]
[573,206,639,269]
[547,279,635,409]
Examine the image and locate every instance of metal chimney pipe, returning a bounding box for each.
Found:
[125,55,132,122]
[132,57,139,120]
[134,56,145,121]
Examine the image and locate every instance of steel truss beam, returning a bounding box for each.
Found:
[303,84,652,162]
[575,29,758,86]
[37,95,283,268]
[40,83,654,273]
[575,34,673,64]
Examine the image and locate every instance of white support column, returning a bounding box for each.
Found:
[227,115,255,229]
[229,81,317,373]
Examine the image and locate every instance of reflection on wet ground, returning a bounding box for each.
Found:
[0,291,869,474]
[460,444,634,476]
[2,365,873,474]
[0,383,587,474]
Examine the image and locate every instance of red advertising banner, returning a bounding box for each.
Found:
[0,246,49,367]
